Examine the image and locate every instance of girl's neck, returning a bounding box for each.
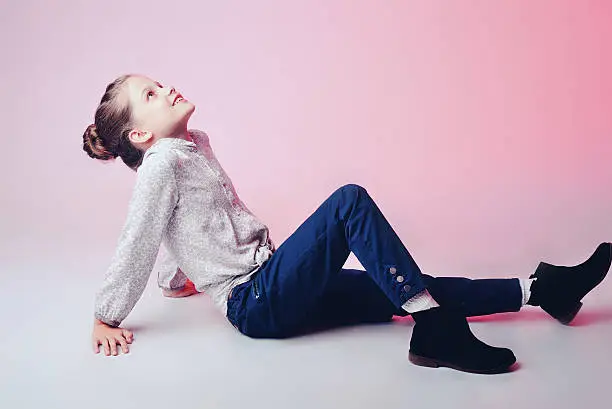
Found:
[170,127,193,143]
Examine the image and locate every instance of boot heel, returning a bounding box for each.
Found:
[542,301,583,325]
[408,352,440,368]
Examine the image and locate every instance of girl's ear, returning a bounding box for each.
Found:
[128,129,153,144]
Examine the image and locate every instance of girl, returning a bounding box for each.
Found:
[84,74,611,375]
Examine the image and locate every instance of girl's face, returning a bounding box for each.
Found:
[123,75,196,144]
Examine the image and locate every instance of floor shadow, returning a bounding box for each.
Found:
[508,361,522,373]
[567,308,612,326]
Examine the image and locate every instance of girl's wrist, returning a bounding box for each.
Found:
[94,317,108,326]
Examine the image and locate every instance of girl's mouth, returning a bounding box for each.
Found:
[173,95,186,106]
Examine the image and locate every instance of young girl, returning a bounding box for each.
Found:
[84,74,611,375]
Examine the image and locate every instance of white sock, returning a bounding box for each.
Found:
[401,289,440,313]
[519,278,535,306]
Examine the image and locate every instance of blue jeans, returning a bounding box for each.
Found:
[226,184,522,338]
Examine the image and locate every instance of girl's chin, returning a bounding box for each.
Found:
[175,99,195,107]
[180,102,196,113]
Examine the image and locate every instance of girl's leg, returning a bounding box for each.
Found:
[423,242,611,323]
[226,184,516,374]
[303,271,522,331]
[295,245,612,328]
[423,275,522,317]
[302,268,404,332]
[228,184,429,338]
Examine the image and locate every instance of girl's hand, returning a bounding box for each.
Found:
[92,318,133,356]
[162,279,200,298]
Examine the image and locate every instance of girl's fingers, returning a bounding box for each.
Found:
[102,338,110,356]
[92,338,100,353]
[107,337,118,355]
[123,330,133,343]
[119,337,129,354]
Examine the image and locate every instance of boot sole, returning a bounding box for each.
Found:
[408,352,516,375]
[542,300,583,325]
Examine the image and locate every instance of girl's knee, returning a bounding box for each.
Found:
[340,183,367,194]
[332,183,369,202]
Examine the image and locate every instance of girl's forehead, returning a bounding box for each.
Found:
[129,76,155,91]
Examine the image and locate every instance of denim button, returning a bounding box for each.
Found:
[389,267,396,274]
[396,275,404,283]
[403,284,412,292]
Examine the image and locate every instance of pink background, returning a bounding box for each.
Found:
[2,0,611,281]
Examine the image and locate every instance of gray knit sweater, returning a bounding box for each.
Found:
[94,129,275,327]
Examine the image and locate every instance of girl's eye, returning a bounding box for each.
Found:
[147,90,155,98]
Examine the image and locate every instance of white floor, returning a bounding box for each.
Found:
[2,258,612,409]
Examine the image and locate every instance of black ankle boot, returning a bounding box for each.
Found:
[527,242,612,325]
[408,306,516,374]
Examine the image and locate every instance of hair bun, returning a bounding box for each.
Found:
[83,123,117,160]
[87,123,98,138]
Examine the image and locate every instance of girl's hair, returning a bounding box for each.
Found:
[82,74,143,171]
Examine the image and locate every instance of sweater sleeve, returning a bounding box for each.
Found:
[94,151,179,327]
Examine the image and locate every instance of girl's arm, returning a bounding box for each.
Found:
[93,151,179,327]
